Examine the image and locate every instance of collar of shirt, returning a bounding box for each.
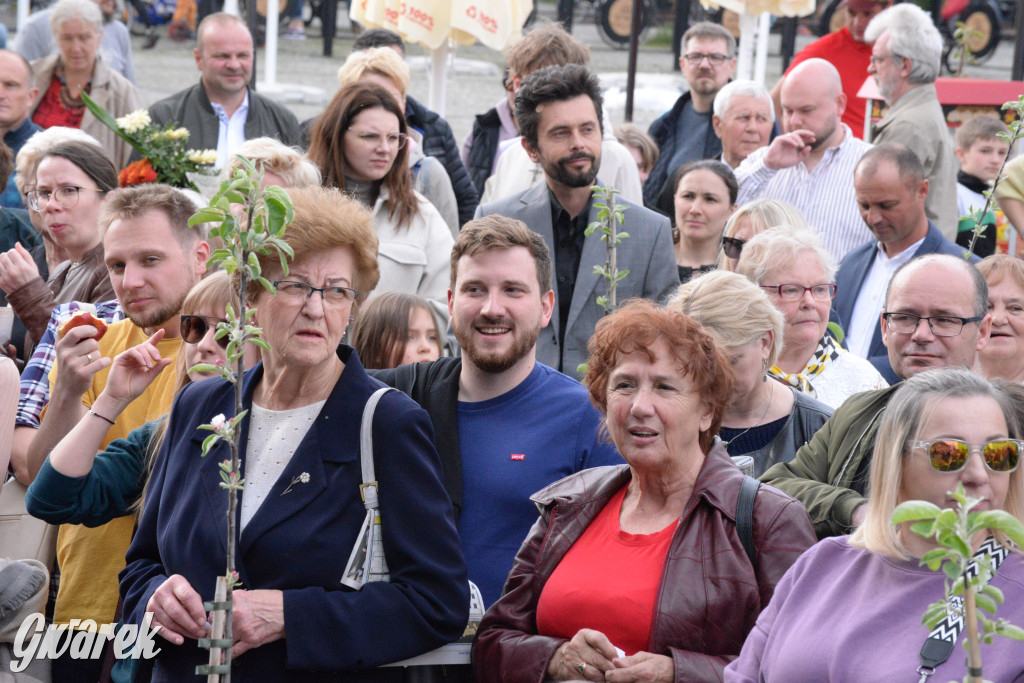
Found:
[548,186,593,236]
[872,233,926,265]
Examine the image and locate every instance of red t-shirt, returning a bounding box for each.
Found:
[536,486,676,656]
[784,27,873,139]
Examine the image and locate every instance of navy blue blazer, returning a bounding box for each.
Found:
[833,221,976,384]
[120,347,469,682]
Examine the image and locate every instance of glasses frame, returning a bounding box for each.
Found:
[721,236,746,259]
[760,283,838,302]
[180,315,229,349]
[907,439,1022,474]
[683,52,731,66]
[272,280,359,304]
[26,185,105,212]
[881,312,985,337]
[347,129,409,151]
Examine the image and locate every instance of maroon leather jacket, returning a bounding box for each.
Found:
[471,443,816,682]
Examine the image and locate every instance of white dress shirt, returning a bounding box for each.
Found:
[735,124,874,263]
[211,90,250,170]
[846,236,925,358]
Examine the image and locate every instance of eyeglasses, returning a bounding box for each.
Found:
[882,312,985,337]
[908,439,1021,474]
[273,280,359,304]
[760,283,838,302]
[180,315,229,349]
[684,52,731,65]
[721,236,746,259]
[348,130,409,151]
[26,185,104,212]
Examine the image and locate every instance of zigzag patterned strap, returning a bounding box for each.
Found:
[917,536,1010,682]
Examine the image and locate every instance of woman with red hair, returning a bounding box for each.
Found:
[472,299,815,682]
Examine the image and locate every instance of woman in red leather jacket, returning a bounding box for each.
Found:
[472,300,816,682]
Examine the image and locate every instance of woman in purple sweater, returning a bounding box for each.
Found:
[727,368,1024,683]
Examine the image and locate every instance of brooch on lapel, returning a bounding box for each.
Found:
[281,472,311,496]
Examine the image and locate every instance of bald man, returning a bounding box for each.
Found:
[735,58,873,261]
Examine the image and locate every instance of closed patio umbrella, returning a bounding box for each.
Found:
[351,0,533,115]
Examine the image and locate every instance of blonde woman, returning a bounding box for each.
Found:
[718,198,809,271]
[670,270,832,475]
[727,368,1024,682]
[224,137,321,189]
[977,255,1024,384]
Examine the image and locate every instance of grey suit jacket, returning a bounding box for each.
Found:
[476,182,678,378]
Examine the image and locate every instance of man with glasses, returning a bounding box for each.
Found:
[763,252,991,540]
[865,3,957,240]
[147,13,301,170]
[834,143,970,384]
[644,22,736,210]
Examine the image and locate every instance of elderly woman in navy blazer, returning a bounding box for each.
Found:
[119,187,469,682]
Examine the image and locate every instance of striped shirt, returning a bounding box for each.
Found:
[735,125,873,262]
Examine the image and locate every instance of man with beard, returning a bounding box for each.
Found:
[15,184,207,680]
[866,3,957,241]
[476,64,677,379]
[373,215,621,610]
[644,22,736,210]
[735,59,872,262]
[147,13,302,170]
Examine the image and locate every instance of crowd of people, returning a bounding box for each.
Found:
[0,0,1023,681]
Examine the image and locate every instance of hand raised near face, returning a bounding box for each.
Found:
[763,130,817,171]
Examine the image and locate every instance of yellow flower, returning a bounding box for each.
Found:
[165,128,190,141]
[188,149,218,165]
[115,110,152,134]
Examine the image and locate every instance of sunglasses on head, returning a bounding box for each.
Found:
[908,439,1021,474]
[180,315,229,349]
[721,236,745,259]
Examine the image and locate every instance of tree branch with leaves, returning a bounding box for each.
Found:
[186,159,294,681]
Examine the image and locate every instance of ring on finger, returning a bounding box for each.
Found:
[577,662,586,675]
[86,352,95,363]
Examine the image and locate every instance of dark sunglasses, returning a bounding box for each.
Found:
[721,236,746,259]
[907,439,1021,474]
[180,315,229,349]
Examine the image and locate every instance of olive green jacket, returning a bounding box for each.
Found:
[760,383,902,539]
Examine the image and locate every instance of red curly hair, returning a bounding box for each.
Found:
[584,299,734,454]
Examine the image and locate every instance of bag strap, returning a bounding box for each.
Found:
[917,536,1010,682]
[736,475,760,566]
[358,387,394,511]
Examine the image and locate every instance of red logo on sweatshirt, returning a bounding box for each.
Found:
[511,453,525,461]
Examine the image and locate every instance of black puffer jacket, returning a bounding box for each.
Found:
[405,96,479,226]
[465,106,502,196]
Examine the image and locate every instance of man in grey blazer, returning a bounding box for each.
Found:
[475,64,678,379]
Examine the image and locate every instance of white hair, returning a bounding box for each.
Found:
[735,225,837,285]
[713,79,775,121]
[49,0,104,35]
[864,3,942,85]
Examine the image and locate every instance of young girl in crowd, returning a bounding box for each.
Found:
[350,291,442,369]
